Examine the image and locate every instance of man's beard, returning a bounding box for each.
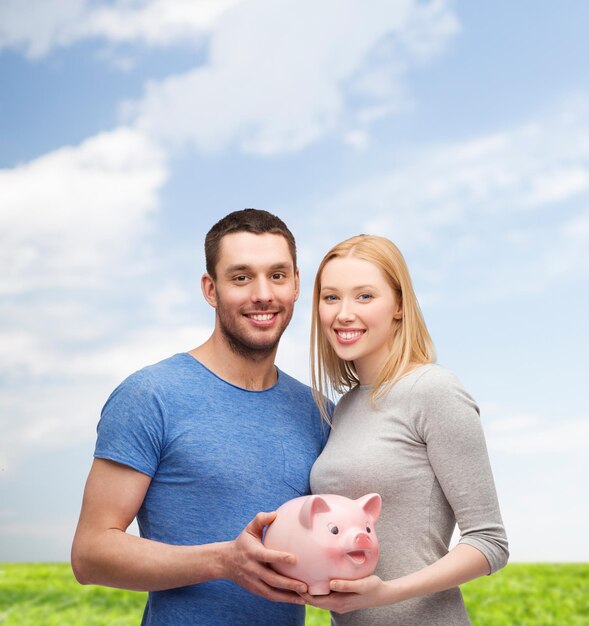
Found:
[217,304,293,361]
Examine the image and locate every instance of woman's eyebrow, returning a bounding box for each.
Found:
[321,284,376,291]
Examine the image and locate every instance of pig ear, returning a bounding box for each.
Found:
[356,493,382,523]
[299,495,331,529]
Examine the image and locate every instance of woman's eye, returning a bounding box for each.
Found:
[323,294,338,302]
[358,293,373,301]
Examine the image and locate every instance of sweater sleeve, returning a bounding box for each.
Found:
[411,367,509,574]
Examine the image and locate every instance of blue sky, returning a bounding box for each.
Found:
[1,0,588,563]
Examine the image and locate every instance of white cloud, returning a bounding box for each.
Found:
[130,0,459,154]
[0,323,211,469]
[0,124,179,471]
[1,1,459,154]
[0,126,167,295]
[343,130,370,151]
[522,167,589,206]
[300,98,589,301]
[0,0,243,58]
[77,0,243,46]
[544,208,589,280]
[324,102,589,228]
[0,0,85,58]
[485,411,589,455]
[67,324,210,381]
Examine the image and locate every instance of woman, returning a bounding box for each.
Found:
[305,235,508,625]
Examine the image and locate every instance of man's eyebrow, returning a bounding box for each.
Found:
[268,262,292,271]
[224,262,292,274]
[224,264,250,274]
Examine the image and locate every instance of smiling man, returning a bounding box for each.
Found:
[71,209,325,626]
[194,224,299,382]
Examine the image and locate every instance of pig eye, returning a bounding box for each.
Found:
[327,523,339,535]
[366,525,371,533]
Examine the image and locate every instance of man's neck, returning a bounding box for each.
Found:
[188,335,278,391]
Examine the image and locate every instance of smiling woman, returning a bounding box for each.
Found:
[318,255,404,386]
[307,234,508,626]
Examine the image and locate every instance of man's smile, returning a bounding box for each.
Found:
[244,311,280,326]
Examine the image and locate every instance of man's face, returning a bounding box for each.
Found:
[206,232,299,358]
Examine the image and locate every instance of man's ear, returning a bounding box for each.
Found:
[201,273,218,308]
[294,268,300,302]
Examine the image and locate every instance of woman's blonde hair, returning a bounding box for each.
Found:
[310,234,435,422]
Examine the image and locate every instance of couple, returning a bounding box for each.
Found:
[71,209,508,626]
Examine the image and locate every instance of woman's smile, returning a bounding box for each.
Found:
[334,328,366,344]
[319,256,402,384]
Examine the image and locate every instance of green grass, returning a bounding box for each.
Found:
[460,563,589,626]
[0,563,587,625]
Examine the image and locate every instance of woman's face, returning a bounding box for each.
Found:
[318,255,402,385]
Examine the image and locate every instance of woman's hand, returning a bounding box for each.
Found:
[301,575,395,614]
[301,544,493,614]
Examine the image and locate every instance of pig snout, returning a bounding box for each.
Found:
[343,532,376,566]
[353,532,373,550]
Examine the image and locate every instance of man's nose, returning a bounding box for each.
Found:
[252,277,273,302]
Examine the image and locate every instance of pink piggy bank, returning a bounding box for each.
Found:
[264,493,381,595]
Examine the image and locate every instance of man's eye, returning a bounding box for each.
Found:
[234,275,248,282]
[271,273,285,280]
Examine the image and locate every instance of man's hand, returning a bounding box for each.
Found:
[222,511,308,604]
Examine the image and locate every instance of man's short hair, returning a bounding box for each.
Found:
[205,208,297,278]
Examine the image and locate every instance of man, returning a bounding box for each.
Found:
[71,209,325,625]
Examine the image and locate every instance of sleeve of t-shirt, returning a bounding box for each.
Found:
[411,366,509,574]
[94,369,165,477]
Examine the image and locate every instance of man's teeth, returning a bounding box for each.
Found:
[338,330,363,339]
[249,313,274,321]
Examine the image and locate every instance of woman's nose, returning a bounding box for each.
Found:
[336,300,355,323]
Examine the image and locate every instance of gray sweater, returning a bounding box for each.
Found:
[310,364,508,626]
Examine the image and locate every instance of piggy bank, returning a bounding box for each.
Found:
[264,493,381,595]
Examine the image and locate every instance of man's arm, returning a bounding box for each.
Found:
[71,458,307,603]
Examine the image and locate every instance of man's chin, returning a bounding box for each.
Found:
[223,331,282,359]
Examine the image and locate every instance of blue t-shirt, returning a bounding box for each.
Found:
[95,352,326,626]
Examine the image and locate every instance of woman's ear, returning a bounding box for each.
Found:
[393,301,403,320]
